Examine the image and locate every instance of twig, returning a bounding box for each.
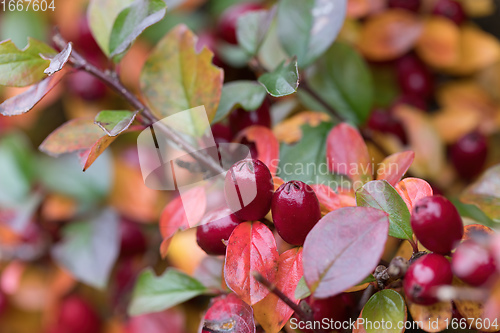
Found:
[358,283,375,312]
[52,29,225,176]
[253,272,328,333]
[300,80,393,158]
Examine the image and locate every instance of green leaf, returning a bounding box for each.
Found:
[217,42,252,68]
[362,289,406,333]
[257,19,289,71]
[278,122,344,187]
[236,7,275,56]
[294,276,311,300]
[38,152,112,203]
[0,132,35,207]
[213,81,267,123]
[109,0,167,59]
[88,0,135,56]
[0,10,49,49]
[461,164,500,223]
[307,42,374,125]
[356,180,413,240]
[258,57,299,97]
[0,38,55,87]
[451,198,496,228]
[51,209,120,289]
[277,0,347,68]
[95,110,138,136]
[140,24,223,133]
[128,268,207,316]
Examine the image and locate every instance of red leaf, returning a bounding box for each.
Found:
[0,72,63,116]
[237,126,280,176]
[394,177,433,212]
[224,221,279,305]
[253,248,303,333]
[127,309,184,333]
[310,184,357,214]
[78,135,116,171]
[376,151,415,186]
[158,187,206,257]
[201,293,255,333]
[303,207,389,298]
[326,123,372,187]
[39,117,116,171]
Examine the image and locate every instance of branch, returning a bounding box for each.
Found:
[300,79,393,157]
[52,30,225,176]
[253,272,328,333]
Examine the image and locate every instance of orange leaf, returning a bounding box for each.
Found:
[253,248,303,333]
[326,123,372,188]
[453,278,496,331]
[394,105,446,180]
[395,177,433,212]
[462,223,494,241]
[347,0,386,18]
[358,9,423,61]
[376,151,415,186]
[445,25,500,76]
[158,187,206,257]
[437,81,498,135]
[238,126,280,176]
[431,108,481,144]
[416,17,460,69]
[407,301,453,333]
[39,118,116,171]
[273,111,331,144]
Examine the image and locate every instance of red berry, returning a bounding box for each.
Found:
[74,17,105,61]
[432,0,466,25]
[396,54,434,100]
[293,294,350,332]
[217,2,264,44]
[68,71,107,101]
[404,253,453,305]
[388,0,421,12]
[211,124,233,144]
[450,131,488,180]
[224,159,274,221]
[119,219,147,258]
[367,109,407,144]
[0,291,7,316]
[229,99,271,136]
[452,240,496,286]
[196,214,242,255]
[411,195,463,254]
[57,296,101,333]
[272,181,321,246]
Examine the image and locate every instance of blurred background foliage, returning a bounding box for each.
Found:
[1,0,500,332]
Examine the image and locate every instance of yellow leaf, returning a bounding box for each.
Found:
[416,17,460,69]
[358,9,423,61]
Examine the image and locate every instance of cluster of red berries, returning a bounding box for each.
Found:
[197,158,322,255]
[404,195,497,305]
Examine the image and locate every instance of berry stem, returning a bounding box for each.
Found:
[408,238,419,254]
[51,29,225,176]
[252,272,328,333]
